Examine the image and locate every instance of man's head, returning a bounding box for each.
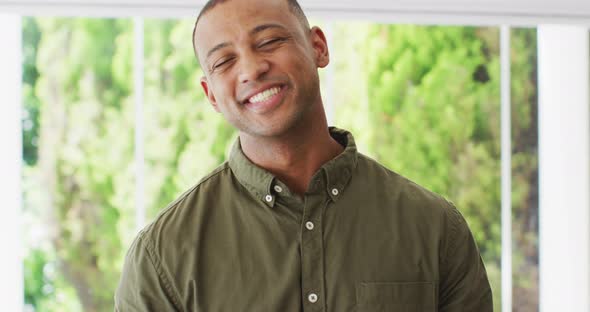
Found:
[192,0,330,139]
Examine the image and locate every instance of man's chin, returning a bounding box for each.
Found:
[241,118,301,140]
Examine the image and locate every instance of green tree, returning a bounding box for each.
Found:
[22,18,42,166]
[142,19,236,219]
[510,28,539,311]
[26,18,134,311]
[23,17,236,311]
[364,26,502,264]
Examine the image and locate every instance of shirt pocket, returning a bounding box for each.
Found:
[356,281,436,312]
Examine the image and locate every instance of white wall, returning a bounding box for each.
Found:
[0,13,23,312]
[538,25,590,312]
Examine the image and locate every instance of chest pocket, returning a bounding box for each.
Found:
[356,282,435,312]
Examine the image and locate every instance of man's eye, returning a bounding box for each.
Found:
[213,58,233,70]
[259,38,285,48]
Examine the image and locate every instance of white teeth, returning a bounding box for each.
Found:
[249,87,281,104]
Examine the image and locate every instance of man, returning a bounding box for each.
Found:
[115,0,493,310]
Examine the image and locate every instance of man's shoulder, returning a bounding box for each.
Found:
[355,153,464,248]
[356,152,455,215]
[136,161,233,249]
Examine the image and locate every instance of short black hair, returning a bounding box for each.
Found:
[192,0,310,59]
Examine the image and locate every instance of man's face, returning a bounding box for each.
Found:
[194,0,329,138]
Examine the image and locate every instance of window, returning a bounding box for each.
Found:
[3,4,585,310]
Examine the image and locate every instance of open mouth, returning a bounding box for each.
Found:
[246,85,283,104]
[242,84,287,113]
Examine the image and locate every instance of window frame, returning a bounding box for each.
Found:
[2,3,589,311]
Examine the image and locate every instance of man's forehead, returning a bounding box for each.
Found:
[194,0,296,58]
[196,0,290,33]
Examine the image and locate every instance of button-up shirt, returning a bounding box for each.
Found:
[115,127,493,311]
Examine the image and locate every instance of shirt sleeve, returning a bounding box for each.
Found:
[114,232,183,312]
[439,204,494,311]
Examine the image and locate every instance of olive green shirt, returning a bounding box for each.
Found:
[115,127,492,311]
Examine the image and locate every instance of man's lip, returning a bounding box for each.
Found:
[244,86,287,114]
[241,84,285,104]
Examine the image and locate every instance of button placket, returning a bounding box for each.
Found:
[300,193,326,311]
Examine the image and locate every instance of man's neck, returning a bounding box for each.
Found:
[240,116,344,196]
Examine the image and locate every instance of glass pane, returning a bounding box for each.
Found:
[331,22,503,310]
[143,18,236,221]
[511,27,539,312]
[22,17,134,311]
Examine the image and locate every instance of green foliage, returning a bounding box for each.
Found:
[143,19,236,219]
[363,25,502,260]
[24,248,51,308]
[23,18,236,310]
[22,18,42,166]
[25,17,135,311]
[510,28,539,311]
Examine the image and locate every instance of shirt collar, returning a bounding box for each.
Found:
[228,127,359,207]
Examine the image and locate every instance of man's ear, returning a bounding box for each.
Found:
[200,76,220,112]
[309,26,329,68]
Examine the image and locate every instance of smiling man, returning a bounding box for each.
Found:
[115,0,493,311]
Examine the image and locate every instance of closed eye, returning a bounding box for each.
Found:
[258,37,287,49]
[212,57,235,71]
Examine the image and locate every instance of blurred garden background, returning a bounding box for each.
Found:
[21,18,538,311]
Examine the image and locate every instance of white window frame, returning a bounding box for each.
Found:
[0,13,24,312]
[538,25,590,312]
[0,0,589,24]
[2,2,589,312]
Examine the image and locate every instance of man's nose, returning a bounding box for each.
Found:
[238,52,270,84]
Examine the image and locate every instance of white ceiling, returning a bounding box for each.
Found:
[0,0,589,25]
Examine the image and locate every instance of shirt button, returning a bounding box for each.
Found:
[308,293,318,303]
[264,195,273,202]
[331,188,339,196]
[305,221,314,230]
[273,185,283,193]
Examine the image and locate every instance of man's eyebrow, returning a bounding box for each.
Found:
[206,42,232,59]
[250,23,288,36]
